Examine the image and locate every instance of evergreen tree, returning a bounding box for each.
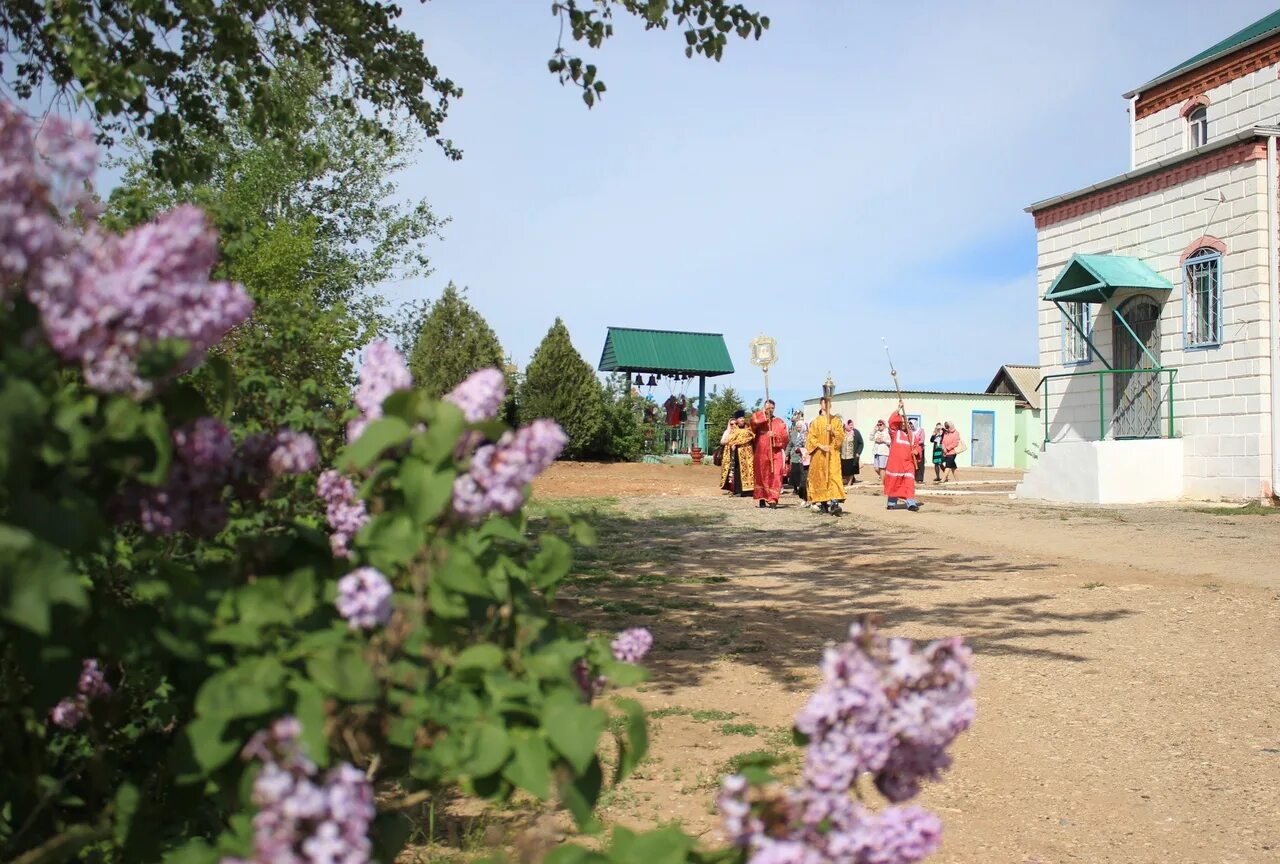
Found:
[519,319,604,459]
[705,385,745,444]
[592,373,644,461]
[408,284,507,399]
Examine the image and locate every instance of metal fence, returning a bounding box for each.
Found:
[643,423,697,456]
[1038,368,1179,443]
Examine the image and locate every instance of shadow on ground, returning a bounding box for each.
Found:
[535,502,1137,691]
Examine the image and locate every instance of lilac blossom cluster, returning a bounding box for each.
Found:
[1,101,252,396]
[335,567,394,630]
[716,619,975,864]
[49,659,112,729]
[1,103,94,297]
[451,419,568,521]
[347,341,412,442]
[611,627,654,663]
[316,470,367,558]
[235,430,320,495]
[444,368,506,422]
[224,717,375,864]
[120,417,234,535]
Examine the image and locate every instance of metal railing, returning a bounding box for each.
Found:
[1038,368,1179,444]
[643,423,698,456]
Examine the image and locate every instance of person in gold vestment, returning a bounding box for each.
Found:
[719,411,755,496]
[805,397,846,515]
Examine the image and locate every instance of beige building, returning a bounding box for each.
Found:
[1020,10,1280,502]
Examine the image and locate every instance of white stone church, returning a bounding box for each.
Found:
[1017,9,1280,503]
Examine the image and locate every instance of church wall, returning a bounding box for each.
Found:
[1134,64,1280,168]
[1035,158,1272,498]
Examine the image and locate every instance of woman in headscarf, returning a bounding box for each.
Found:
[840,418,858,488]
[719,410,755,496]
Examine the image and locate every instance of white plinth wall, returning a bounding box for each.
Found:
[1015,439,1185,504]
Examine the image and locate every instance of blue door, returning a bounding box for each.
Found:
[971,411,995,467]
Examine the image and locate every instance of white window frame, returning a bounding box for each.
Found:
[1061,301,1092,365]
[1188,106,1208,149]
[1183,248,1222,348]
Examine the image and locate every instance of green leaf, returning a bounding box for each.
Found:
[504,731,552,800]
[436,548,490,597]
[163,838,220,864]
[138,411,174,484]
[530,535,572,590]
[113,782,140,847]
[545,845,608,864]
[558,756,603,832]
[455,644,504,673]
[306,644,379,701]
[291,678,330,769]
[415,401,466,465]
[544,702,605,775]
[401,458,453,525]
[0,524,86,636]
[611,697,648,783]
[609,825,695,864]
[360,511,421,569]
[181,713,240,776]
[340,416,412,471]
[464,722,511,779]
[194,657,289,721]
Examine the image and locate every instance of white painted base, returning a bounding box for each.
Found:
[1014,439,1185,504]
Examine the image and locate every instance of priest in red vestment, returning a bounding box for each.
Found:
[884,409,923,512]
[751,400,788,508]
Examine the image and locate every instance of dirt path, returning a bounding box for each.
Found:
[534,463,1280,864]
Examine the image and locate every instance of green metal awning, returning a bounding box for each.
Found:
[1044,254,1173,303]
[598,327,734,376]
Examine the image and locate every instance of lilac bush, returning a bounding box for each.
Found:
[716,619,974,864]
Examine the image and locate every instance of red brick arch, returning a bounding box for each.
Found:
[1179,235,1227,264]
[1179,93,1211,118]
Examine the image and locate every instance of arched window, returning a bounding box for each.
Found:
[1183,247,1221,347]
[1188,105,1208,148]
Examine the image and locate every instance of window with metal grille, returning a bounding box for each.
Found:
[1062,301,1091,364]
[1184,247,1221,347]
[1188,106,1208,148]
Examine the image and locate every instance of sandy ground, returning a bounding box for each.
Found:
[530,462,1280,864]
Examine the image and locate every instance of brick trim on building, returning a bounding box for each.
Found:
[1136,31,1280,119]
[1178,234,1228,263]
[1178,93,1211,118]
[1032,139,1266,229]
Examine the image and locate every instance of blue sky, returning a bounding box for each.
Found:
[93,1,1280,409]
[380,0,1280,407]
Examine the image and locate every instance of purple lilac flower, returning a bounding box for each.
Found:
[0,103,92,298]
[716,618,974,864]
[335,567,393,630]
[120,417,235,536]
[445,368,506,423]
[347,340,411,442]
[48,658,112,729]
[30,205,253,396]
[229,716,375,864]
[611,627,653,663]
[316,470,368,558]
[268,430,319,476]
[451,419,568,520]
[50,698,85,730]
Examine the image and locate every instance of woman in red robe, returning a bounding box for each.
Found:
[751,400,788,507]
[884,411,922,512]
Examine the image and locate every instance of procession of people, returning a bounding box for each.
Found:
[716,391,964,515]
